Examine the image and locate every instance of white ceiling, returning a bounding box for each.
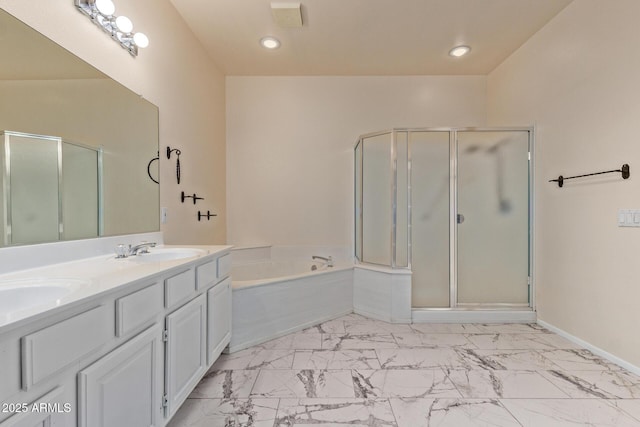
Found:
[169,0,573,76]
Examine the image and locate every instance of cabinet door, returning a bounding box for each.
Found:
[207,277,232,365]
[164,294,206,419]
[77,325,162,427]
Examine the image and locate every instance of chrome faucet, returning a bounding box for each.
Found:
[312,255,333,267]
[128,242,157,256]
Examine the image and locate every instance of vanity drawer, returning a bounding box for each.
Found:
[217,253,232,279]
[21,305,113,390]
[116,282,163,337]
[196,260,217,290]
[165,269,196,308]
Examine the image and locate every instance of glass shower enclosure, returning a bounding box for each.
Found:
[355,128,533,310]
[1,131,103,246]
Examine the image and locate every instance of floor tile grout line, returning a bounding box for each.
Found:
[246,367,261,397]
[386,397,400,426]
[533,369,574,399]
[271,397,281,427]
[602,399,640,423]
[533,348,565,372]
[496,398,527,427]
[439,365,465,399]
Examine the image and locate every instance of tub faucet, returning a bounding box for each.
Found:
[129,242,157,256]
[312,255,333,267]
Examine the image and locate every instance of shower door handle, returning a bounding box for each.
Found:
[457,213,465,224]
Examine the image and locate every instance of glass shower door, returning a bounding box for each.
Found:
[361,132,392,266]
[62,143,100,240]
[456,130,530,305]
[410,131,451,307]
[4,132,61,245]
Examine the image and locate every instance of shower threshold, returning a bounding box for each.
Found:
[412,306,536,324]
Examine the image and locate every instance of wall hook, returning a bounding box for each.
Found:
[198,210,217,221]
[147,151,159,184]
[181,191,204,204]
[166,146,181,184]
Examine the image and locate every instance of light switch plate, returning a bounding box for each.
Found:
[618,209,640,227]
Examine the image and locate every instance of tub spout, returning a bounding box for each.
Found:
[312,255,333,267]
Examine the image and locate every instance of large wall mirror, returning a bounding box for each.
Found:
[0,8,159,247]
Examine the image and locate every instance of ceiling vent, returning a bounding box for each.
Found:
[271,2,303,28]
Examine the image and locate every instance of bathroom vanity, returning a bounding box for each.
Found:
[0,245,232,427]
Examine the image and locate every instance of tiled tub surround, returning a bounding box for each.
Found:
[168,314,640,426]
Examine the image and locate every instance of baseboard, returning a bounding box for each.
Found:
[537,319,640,376]
[412,309,537,323]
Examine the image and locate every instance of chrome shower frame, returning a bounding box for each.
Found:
[354,126,535,310]
[2,131,104,246]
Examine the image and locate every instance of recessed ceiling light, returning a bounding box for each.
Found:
[449,45,471,57]
[260,36,281,49]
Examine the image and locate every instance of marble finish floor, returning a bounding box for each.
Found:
[167,314,640,426]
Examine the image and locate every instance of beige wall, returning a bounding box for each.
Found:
[488,0,640,366]
[226,76,486,247]
[0,0,226,245]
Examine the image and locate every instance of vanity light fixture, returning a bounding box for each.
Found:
[449,45,471,57]
[75,0,149,56]
[260,36,281,49]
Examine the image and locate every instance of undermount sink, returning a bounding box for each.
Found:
[0,279,87,314]
[127,248,207,263]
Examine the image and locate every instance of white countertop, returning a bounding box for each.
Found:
[0,244,232,332]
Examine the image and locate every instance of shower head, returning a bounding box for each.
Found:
[487,137,511,154]
[499,199,512,214]
[463,145,481,153]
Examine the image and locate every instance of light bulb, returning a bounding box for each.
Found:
[95,0,115,16]
[133,32,149,48]
[449,45,471,57]
[260,36,280,49]
[115,15,133,33]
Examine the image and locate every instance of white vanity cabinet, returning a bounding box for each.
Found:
[77,325,163,427]
[207,277,231,365]
[164,255,233,419]
[0,246,232,427]
[163,294,207,418]
[196,258,232,365]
